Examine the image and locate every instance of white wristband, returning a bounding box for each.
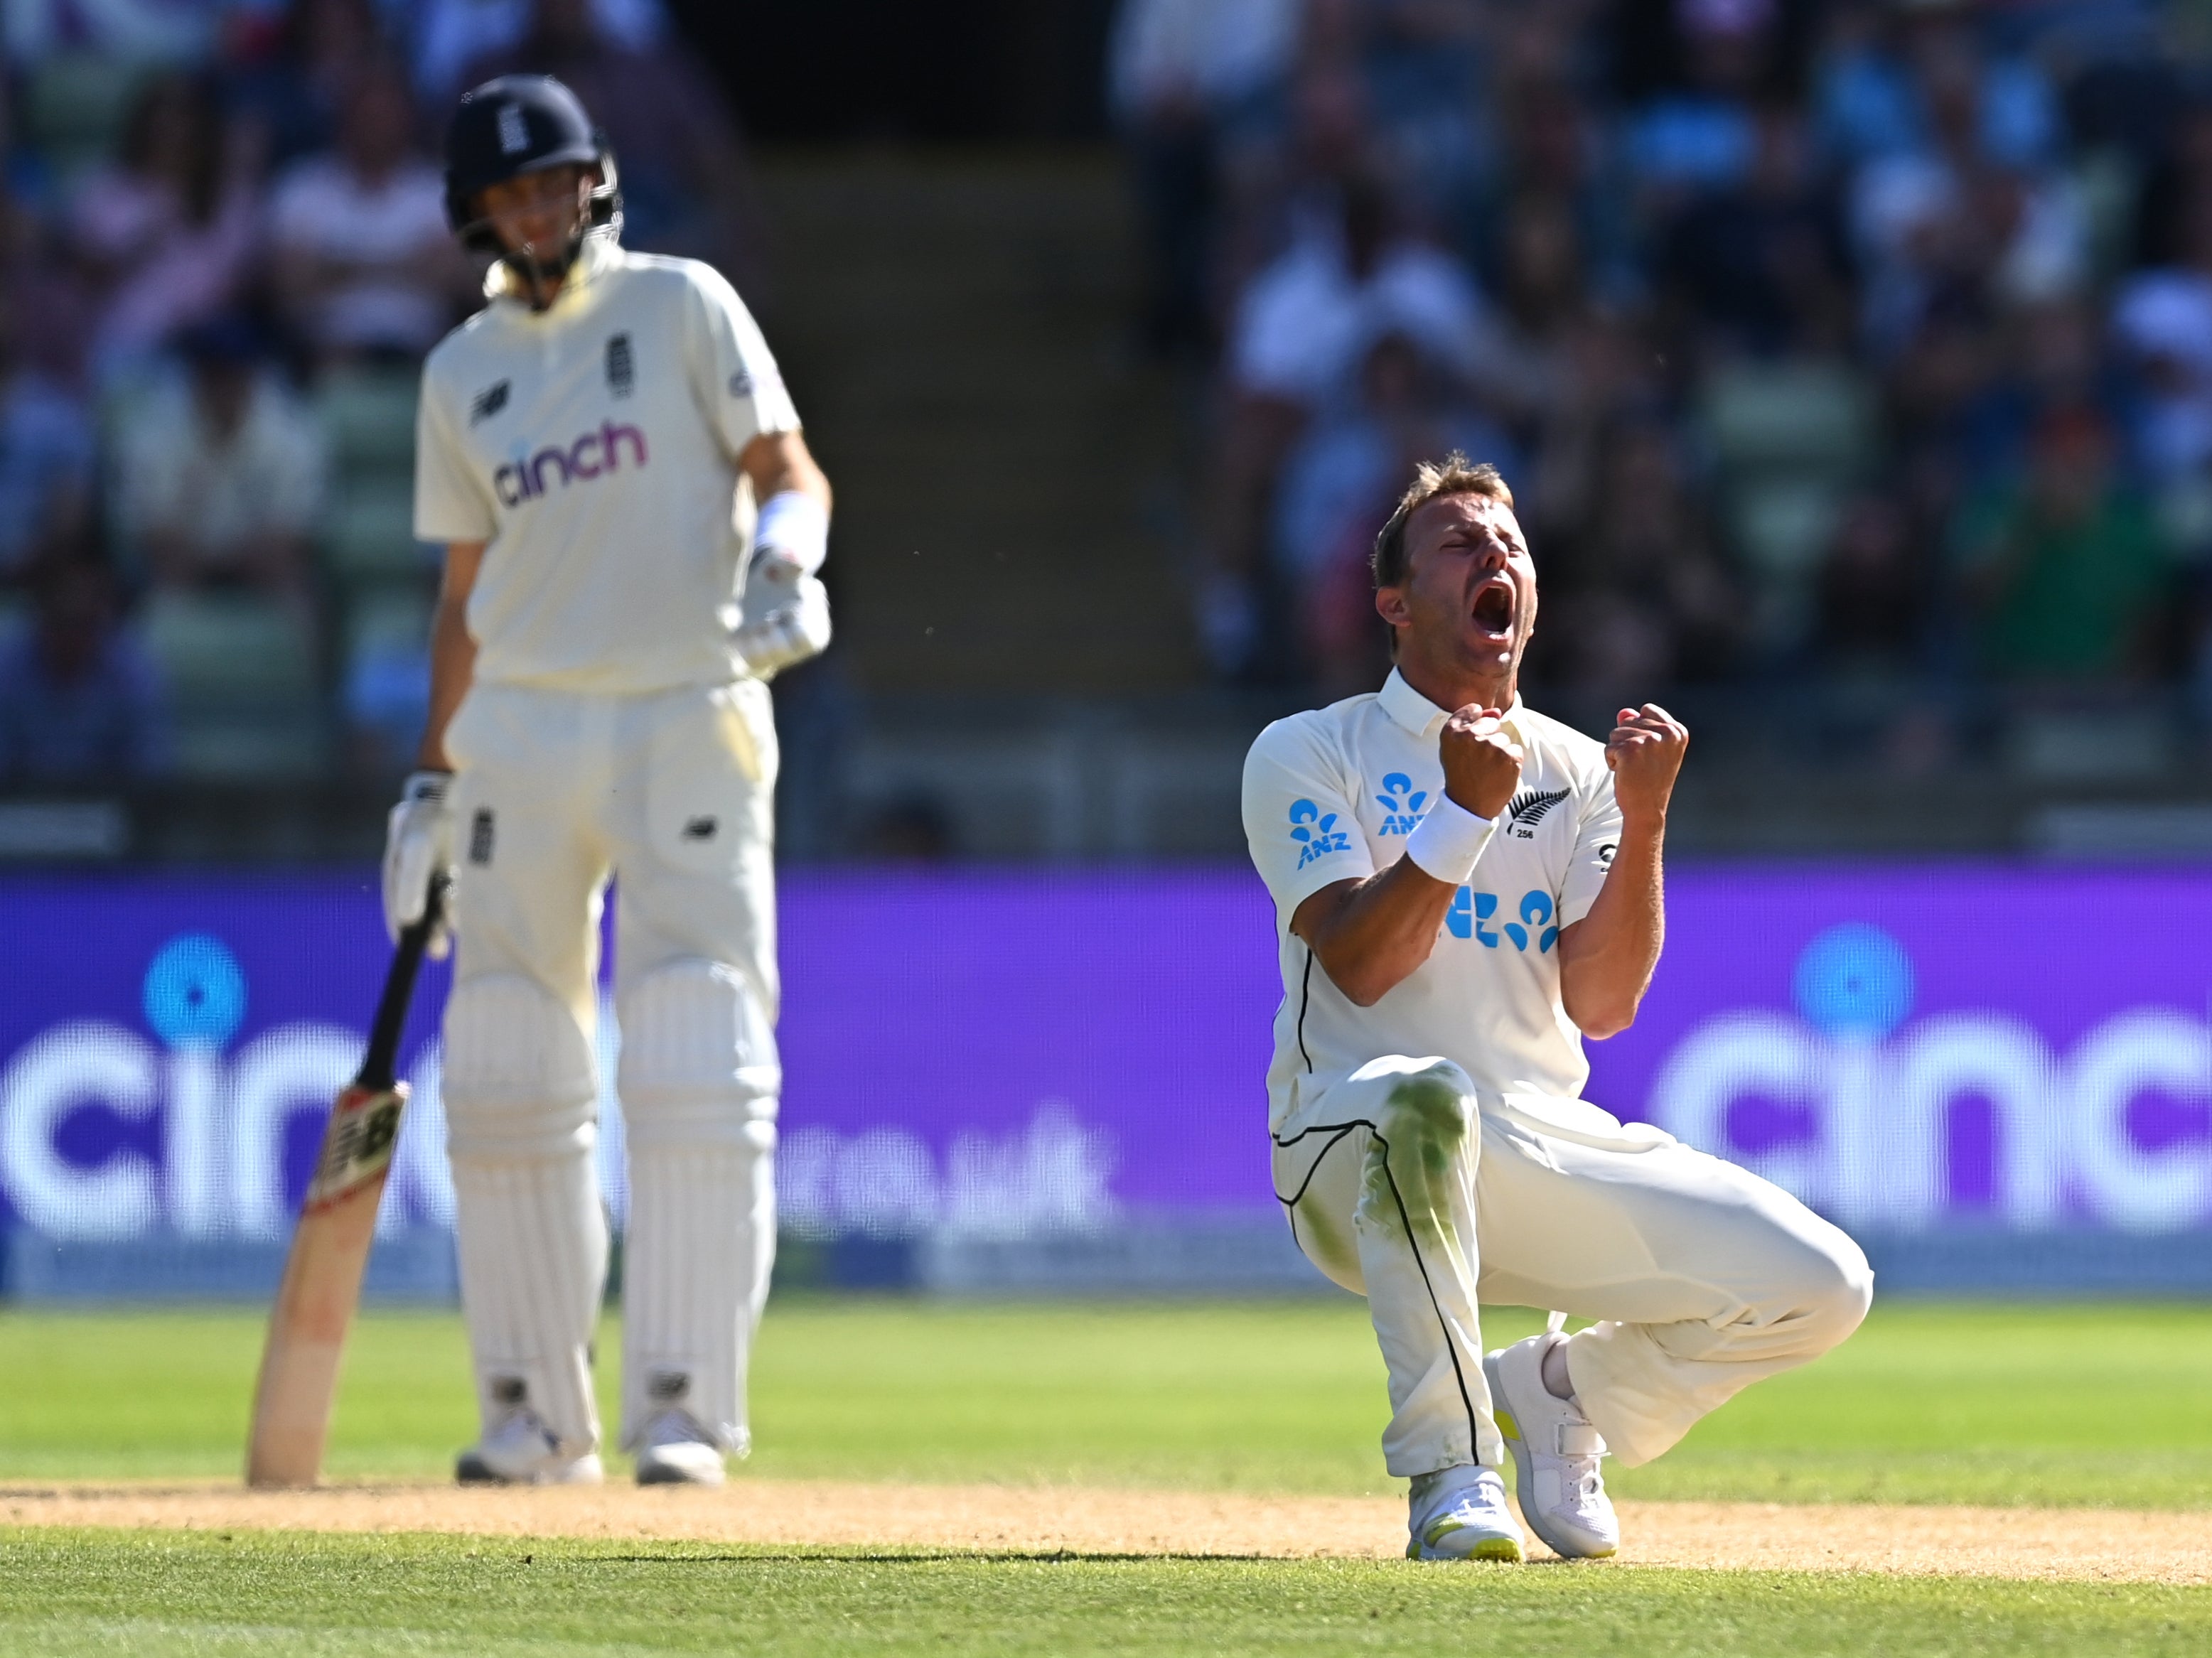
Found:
[1404,795,1497,885]
[753,489,830,576]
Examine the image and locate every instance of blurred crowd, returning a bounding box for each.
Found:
[14,0,2212,797]
[0,0,762,788]
[1117,0,2212,768]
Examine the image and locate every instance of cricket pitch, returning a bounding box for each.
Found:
[6,1480,2208,1584]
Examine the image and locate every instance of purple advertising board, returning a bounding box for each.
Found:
[1,867,2209,1254]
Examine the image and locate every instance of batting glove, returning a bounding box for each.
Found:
[383,770,456,958]
[735,551,832,680]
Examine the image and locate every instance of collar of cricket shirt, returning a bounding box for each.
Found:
[1377,668,1526,738]
[483,228,625,315]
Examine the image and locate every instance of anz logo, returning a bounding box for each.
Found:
[493,420,650,507]
[1289,798,1353,869]
[1373,772,1428,836]
[1446,887,1560,952]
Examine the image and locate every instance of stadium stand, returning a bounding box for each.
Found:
[6,1,2212,859]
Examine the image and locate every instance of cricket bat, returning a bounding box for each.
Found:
[245,875,449,1488]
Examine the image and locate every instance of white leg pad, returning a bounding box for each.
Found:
[444,973,606,1456]
[616,959,779,1452]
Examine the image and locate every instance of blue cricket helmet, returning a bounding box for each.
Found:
[444,75,621,259]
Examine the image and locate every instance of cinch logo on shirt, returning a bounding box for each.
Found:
[493,421,650,506]
[1374,773,1429,836]
[1446,887,1560,952]
[1289,798,1353,868]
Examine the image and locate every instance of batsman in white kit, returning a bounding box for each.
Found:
[382,75,832,1485]
[1242,456,1872,1561]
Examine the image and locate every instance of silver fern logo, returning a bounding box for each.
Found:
[1505,787,1568,838]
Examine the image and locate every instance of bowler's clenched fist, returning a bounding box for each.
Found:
[1606,703,1688,824]
[1440,704,1524,819]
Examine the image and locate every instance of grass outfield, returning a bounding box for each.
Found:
[4,1529,2211,1657]
[3,1299,2211,1507]
[5,1301,2211,1654]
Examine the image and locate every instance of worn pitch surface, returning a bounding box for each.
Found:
[5,1482,2207,1584]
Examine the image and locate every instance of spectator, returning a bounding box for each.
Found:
[0,556,171,785]
[1275,330,1520,692]
[1847,29,2084,354]
[1486,191,1609,421]
[1206,172,1503,673]
[111,318,326,601]
[0,184,99,389]
[221,0,391,173]
[1950,407,2169,682]
[1486,69,1638,314]
[269,59,471,365]
[1621,0,1790,198]
[1229,173,1503,413]
[4,0,212,67]
[67,72,264,380]
[1110,0,1302,355]
[1813,492,1930,675]
[1810,0,2058,176]
[2112,190,2212,485]
[1324,0,1487,230]
[1537,418,1743,698]
[456,0,771,297]
[1661,103,1852,358]
[1882,301,1994,538]
[1959,297,2131,487]
[2130,99,2212,270]
[1810,491,1954,771]
[412,0,672,102]
[0,302,96,584]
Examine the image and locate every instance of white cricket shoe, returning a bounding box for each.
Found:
[455,1409,604,1486]
[634,1410,727,1487]
[1405,1465,1525,1561]
[1485,1333,1618,1559]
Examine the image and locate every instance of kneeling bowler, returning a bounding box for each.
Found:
[1242,456,1870,1561]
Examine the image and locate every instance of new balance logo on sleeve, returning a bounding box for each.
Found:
[493,421,650,505]
[470,380,510,424]
[605,333,634,397]
[729,365,785,402]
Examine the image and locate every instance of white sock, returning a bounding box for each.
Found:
[1541,1335,1578,1403]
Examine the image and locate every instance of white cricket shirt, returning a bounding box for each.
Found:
[413,235,802,694]
[1242,669,1623,1131]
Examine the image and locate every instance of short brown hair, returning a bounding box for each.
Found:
[1370,453,1514,590]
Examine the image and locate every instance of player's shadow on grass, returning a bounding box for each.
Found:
[581,1552,1604,1568]
[585,1551,1338,1566]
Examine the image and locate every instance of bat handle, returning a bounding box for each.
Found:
[357,873,449,1094]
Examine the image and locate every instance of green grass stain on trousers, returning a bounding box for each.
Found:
[1358,1070,1470,1258]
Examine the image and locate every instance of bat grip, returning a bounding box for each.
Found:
[356,873,449,1093]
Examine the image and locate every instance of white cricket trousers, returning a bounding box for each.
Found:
[441,677,781,1461]
[1272,1055,1872,1478]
